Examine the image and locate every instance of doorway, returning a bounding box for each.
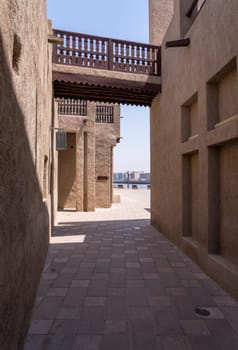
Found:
[58,132,77,210]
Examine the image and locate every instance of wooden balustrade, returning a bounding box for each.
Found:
[53,29,161,76]
[96,106,114,123]
[58,99,87,116]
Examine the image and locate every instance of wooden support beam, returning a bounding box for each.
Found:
[165,38,190,48]
[48,35,64,45]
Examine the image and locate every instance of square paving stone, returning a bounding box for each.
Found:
[158,273,182,287]
[95,262,111,273]
[92,273,109,280]
[33,297,64,319]
[37,280,52,296]
[106,296,128,320]
[181,280,201,288]
[214,295,237,306]
[166,288,188,296]
[221,306,238,333]
[38,333,76,349]
[52,274,75,288]
[85,297,106,307]
[127,280,145,288]
[63,287,87,307]
[127,268,143,279]
[28,320,53,335]
[144,280,165,296]
[154,306,183,336]
[173,296,203,320]
[180,320,210,336]
[127,288,149,306]
[49,319,79,336]
[56,307,81,319]
[24,335,47,350]
[78,306,106,334]
[72,335,102,350]
[101,332,130,350]
[148,296,172,307]
[42,272,58,281]
[130,318,157,350]
[104,320,128,334]
[206,319,238,350]
[61,267,77,274]
[143,273,159,279]
[108,288,126,297]
[158,336,191,350]
[187,335,220,350]
[47,288,68,297]
[128,307,154,321]
[109,271,126,286]
[141,262,157,273]
[88,280,108,297]
[54,257,68,263]
[71,279,90,287]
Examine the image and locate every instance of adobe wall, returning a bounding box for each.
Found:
[95,103,120,208]
[150,0,238,297]
[57,101,120,211]
[0,1,52,348]
[149,0,174,45]
[58,102,96,211]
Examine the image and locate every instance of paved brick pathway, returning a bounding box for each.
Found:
[24,190,238,350]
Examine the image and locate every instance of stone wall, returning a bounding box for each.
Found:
[149,0,174,45]
[58,102,96,211]
[95,103,120,208]
[0,0,52,348]
[150,0,238,297]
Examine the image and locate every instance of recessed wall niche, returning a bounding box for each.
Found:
[181,92,198,142]
[207,58,238,130]
[182,151,199,243]
[208,139,238,266]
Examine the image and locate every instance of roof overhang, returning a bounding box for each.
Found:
[53,69,161,107]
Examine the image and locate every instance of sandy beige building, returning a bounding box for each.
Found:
[150,0,238,297]
[55,99,120,212]
[0,1,52,348]
[1,0,238,348]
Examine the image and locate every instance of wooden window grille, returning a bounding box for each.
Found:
[58,99,87,116]
[96,106,114,123]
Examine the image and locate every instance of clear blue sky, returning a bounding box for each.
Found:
[46,0,150,173]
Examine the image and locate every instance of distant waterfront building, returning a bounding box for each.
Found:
[129,171,141,181]
[139,172,150,182]
[114,171,150,182]
[113,172,125,182]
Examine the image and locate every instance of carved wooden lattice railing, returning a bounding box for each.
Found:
[53,29,161,76]
[58,99,87,116]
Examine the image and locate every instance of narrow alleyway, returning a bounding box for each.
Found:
[24,190,238,350]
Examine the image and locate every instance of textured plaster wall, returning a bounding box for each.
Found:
[95,103,120,208]
[0,0,52,348]
[57,102,120,211]
[150,0,238,297]
[58,133,77,209]
[58,102,96,212]
[149,0,174,45]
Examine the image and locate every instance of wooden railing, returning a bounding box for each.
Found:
[96,106,114,124]
[53,29,161,76]
[58,99,87,116]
